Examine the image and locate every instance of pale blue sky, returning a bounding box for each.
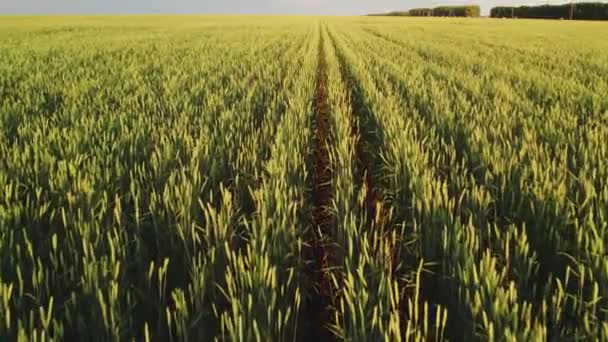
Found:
[0,0,601,16]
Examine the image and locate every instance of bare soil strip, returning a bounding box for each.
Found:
[300,28,335,342]
[326,28,409,336]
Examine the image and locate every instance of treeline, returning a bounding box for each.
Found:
[491,2,608,20]
[409,8,433,16]
[368,5,480,17]
[367,11,410,16]
[410,6,481,17]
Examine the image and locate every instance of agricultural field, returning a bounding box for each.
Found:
[0,15,607,341]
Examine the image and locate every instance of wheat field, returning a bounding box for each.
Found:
[1,16,607,341]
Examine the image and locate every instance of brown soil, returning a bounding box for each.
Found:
[300,31,336,342]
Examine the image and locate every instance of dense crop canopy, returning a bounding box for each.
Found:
[0,15,607,341]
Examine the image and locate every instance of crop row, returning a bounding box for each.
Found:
[1,16,607,341]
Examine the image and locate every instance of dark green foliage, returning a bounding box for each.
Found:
[576,2,608,19]
[371,5,480,18]
[409,8,433,17]
[407,5,481,17]
[490,2,608,20]
[491,6,515,18]
[385,11,410,16]
[367,11,410,16]
[432,6,481,17]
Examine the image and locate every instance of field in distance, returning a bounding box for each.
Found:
[1,15,607,341]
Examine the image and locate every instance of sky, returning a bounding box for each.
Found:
[0,0,599,16]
